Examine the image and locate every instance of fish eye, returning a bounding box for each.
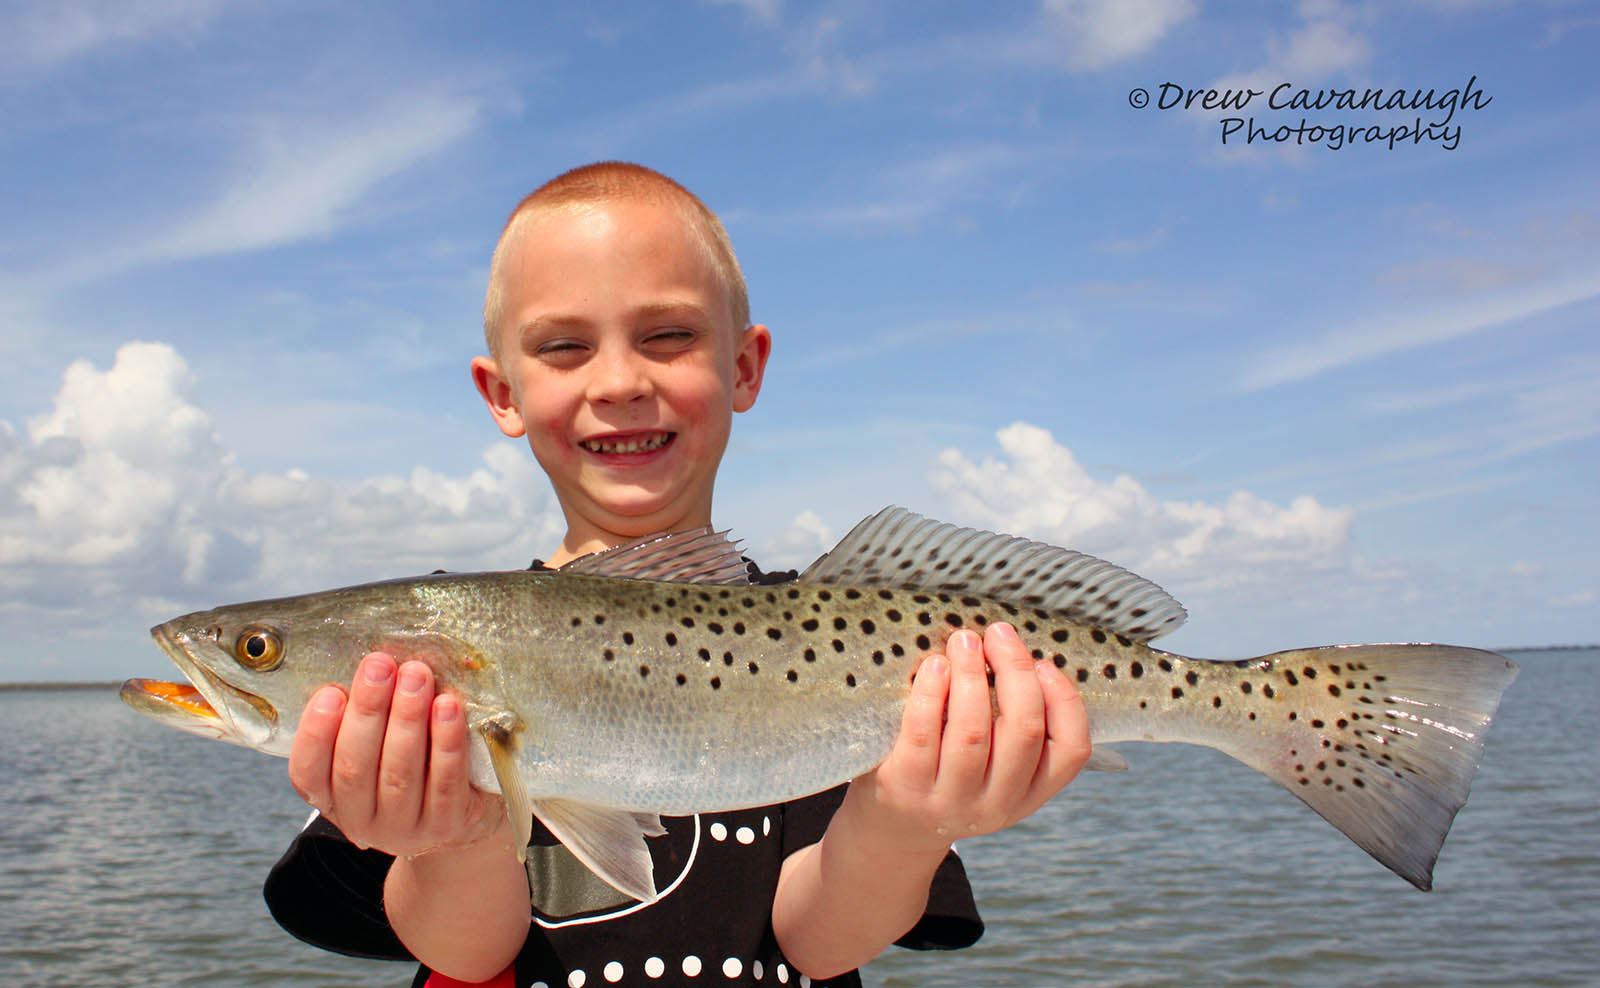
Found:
[233,627,283,671]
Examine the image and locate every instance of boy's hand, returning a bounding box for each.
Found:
[287,652,506,859]
[841,622,1091,855]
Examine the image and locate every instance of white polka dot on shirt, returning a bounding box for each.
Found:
[644,956,665,978]
[723,958,743,978]
[710,822,728,841]
[735,826,755,844]
[762,815,771,836]
[683,955,703,977]
[754,959,765,980]
[603,961,623,982]
[568,971,586,988]
[776,963,789,983]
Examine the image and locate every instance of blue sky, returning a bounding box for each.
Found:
[2,0,1596,682]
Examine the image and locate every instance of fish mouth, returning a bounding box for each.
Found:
[578,431,675,455]
[127,622,280,749]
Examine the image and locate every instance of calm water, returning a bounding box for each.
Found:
[2,649,1594,987]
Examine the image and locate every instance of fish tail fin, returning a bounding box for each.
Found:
[1221,644,1517,890]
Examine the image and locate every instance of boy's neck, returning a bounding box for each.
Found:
[547,508,715,568]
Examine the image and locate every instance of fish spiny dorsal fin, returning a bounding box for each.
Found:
[558,527,751,585]
[800,507,1187,641]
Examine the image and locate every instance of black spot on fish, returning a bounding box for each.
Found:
[1263,684,1276,699]
[1116,634,1132,648]
[832,639,845,653]
[1130,662,1143,678]
[664,632,677,646]
[818,591,833,602]
[1328,684,1341,697]
[891,643,905,657]
[846,589,861,600]
[878,590,893,600]
[638,665,649,678]
[675,673,687,685]
[622,632,634,646]
[845,673,857,687]
[1185,671,1199,686]
[786,669,798,682]
[1171,687,1184,699]
[1130,608,1146,618]
[1303,667,1317,679]
[1091,629,1107,644]
[698,648,711,662]
[1051,629,1069,644]
[833,617,847,631]
[1212,696,1222,708]
[787,588,800,600]
[710,677,721,689]
[708,623,723,635]
[945,613,963,628]
[603,649,614,662]
[681,617,695,628]
[1023,620,1038,633]
[724,652,734,666]
[767,628,782,641]
[804,648,816,663]
[961,596,980,607]
[748,662,760,674]
[1311,719,1325,729]
[570,617,581,628]
[1241,682,1252,694]
[937,593,952,604]
[1032,648,1044,660]
[885,609,902,622]
[1288,712,1298,721]
[733,622,745,635]
[913,594,931,604]
[860,619,876,635]
[594,615,605,625]
[1158,658,1172,672]
[1053,655,1067,668]
[802,618,819,631]
[917,612,932,626]
[1102,664,1117,680]
[1285,669,1299,686]
[1076,668,1088,682]
[916,634,931,651]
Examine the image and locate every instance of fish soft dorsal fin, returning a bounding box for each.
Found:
[559,527,751,585]
[800,507,1187,641]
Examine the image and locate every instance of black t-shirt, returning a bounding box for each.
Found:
[263,561,983,986]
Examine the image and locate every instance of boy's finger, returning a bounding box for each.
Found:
[419,693,476,840]
[888,654,950,792]
[938,630,992,794]
[329,653,398,834]
[288,685,346,811]
[1021,658,1093,813]
[374,661,434,830]
[984,623,1049,803]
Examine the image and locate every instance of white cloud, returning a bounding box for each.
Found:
[1,0,225,73]
[1041,0,1196,70]
[1238,268,1600,391]
[927,422,1354,594]
[758,510,835,571]
[1,343,564,673]
[145,92,485,262]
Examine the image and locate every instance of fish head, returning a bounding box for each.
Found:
[128,583,432,756]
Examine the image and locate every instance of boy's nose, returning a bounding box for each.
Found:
[585,350,654,404]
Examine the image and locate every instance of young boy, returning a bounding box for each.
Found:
[265,163,1091,986]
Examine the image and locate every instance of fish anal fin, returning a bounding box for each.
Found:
[477,714,532,861]
[531,799,661,904]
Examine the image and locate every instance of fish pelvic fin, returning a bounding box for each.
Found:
[530,800,662,904]
[1220,644,1518,891]
[801,506,1186,641]
[478,714,534,862]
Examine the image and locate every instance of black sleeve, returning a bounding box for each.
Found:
[263,814,413,960]
[782,787,985,952]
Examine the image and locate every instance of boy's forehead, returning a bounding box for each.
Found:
[497,199,736,318]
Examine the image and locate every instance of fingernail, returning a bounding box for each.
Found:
[993,621,1020,642]
[951,629,979,651]
[364,657,394,685]
[922,655,948,677]
[313,687,345,713]
[399,665,427,694]
[434,694,459,723]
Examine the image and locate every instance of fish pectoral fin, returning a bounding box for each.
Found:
[531,799,661,904]
[1084,745,1129,772]
[478,716,533,862]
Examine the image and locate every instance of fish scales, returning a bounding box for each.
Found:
[125,506,1517,901]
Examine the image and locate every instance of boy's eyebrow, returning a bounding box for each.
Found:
[514,300,716,342]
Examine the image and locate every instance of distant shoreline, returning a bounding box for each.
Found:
[2,643,1594,690]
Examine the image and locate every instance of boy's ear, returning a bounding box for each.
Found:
[470,356,527,438]
[731,324,772,413]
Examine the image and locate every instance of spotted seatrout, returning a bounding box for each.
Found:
[123,507,1516,902]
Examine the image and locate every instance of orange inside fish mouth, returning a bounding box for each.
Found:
[123,678,219,718]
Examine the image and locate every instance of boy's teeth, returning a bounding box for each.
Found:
[582,433,671,454]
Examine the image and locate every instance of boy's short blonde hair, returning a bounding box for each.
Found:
[483,162,751,360]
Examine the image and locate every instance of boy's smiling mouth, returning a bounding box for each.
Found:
[579,431,675,455]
